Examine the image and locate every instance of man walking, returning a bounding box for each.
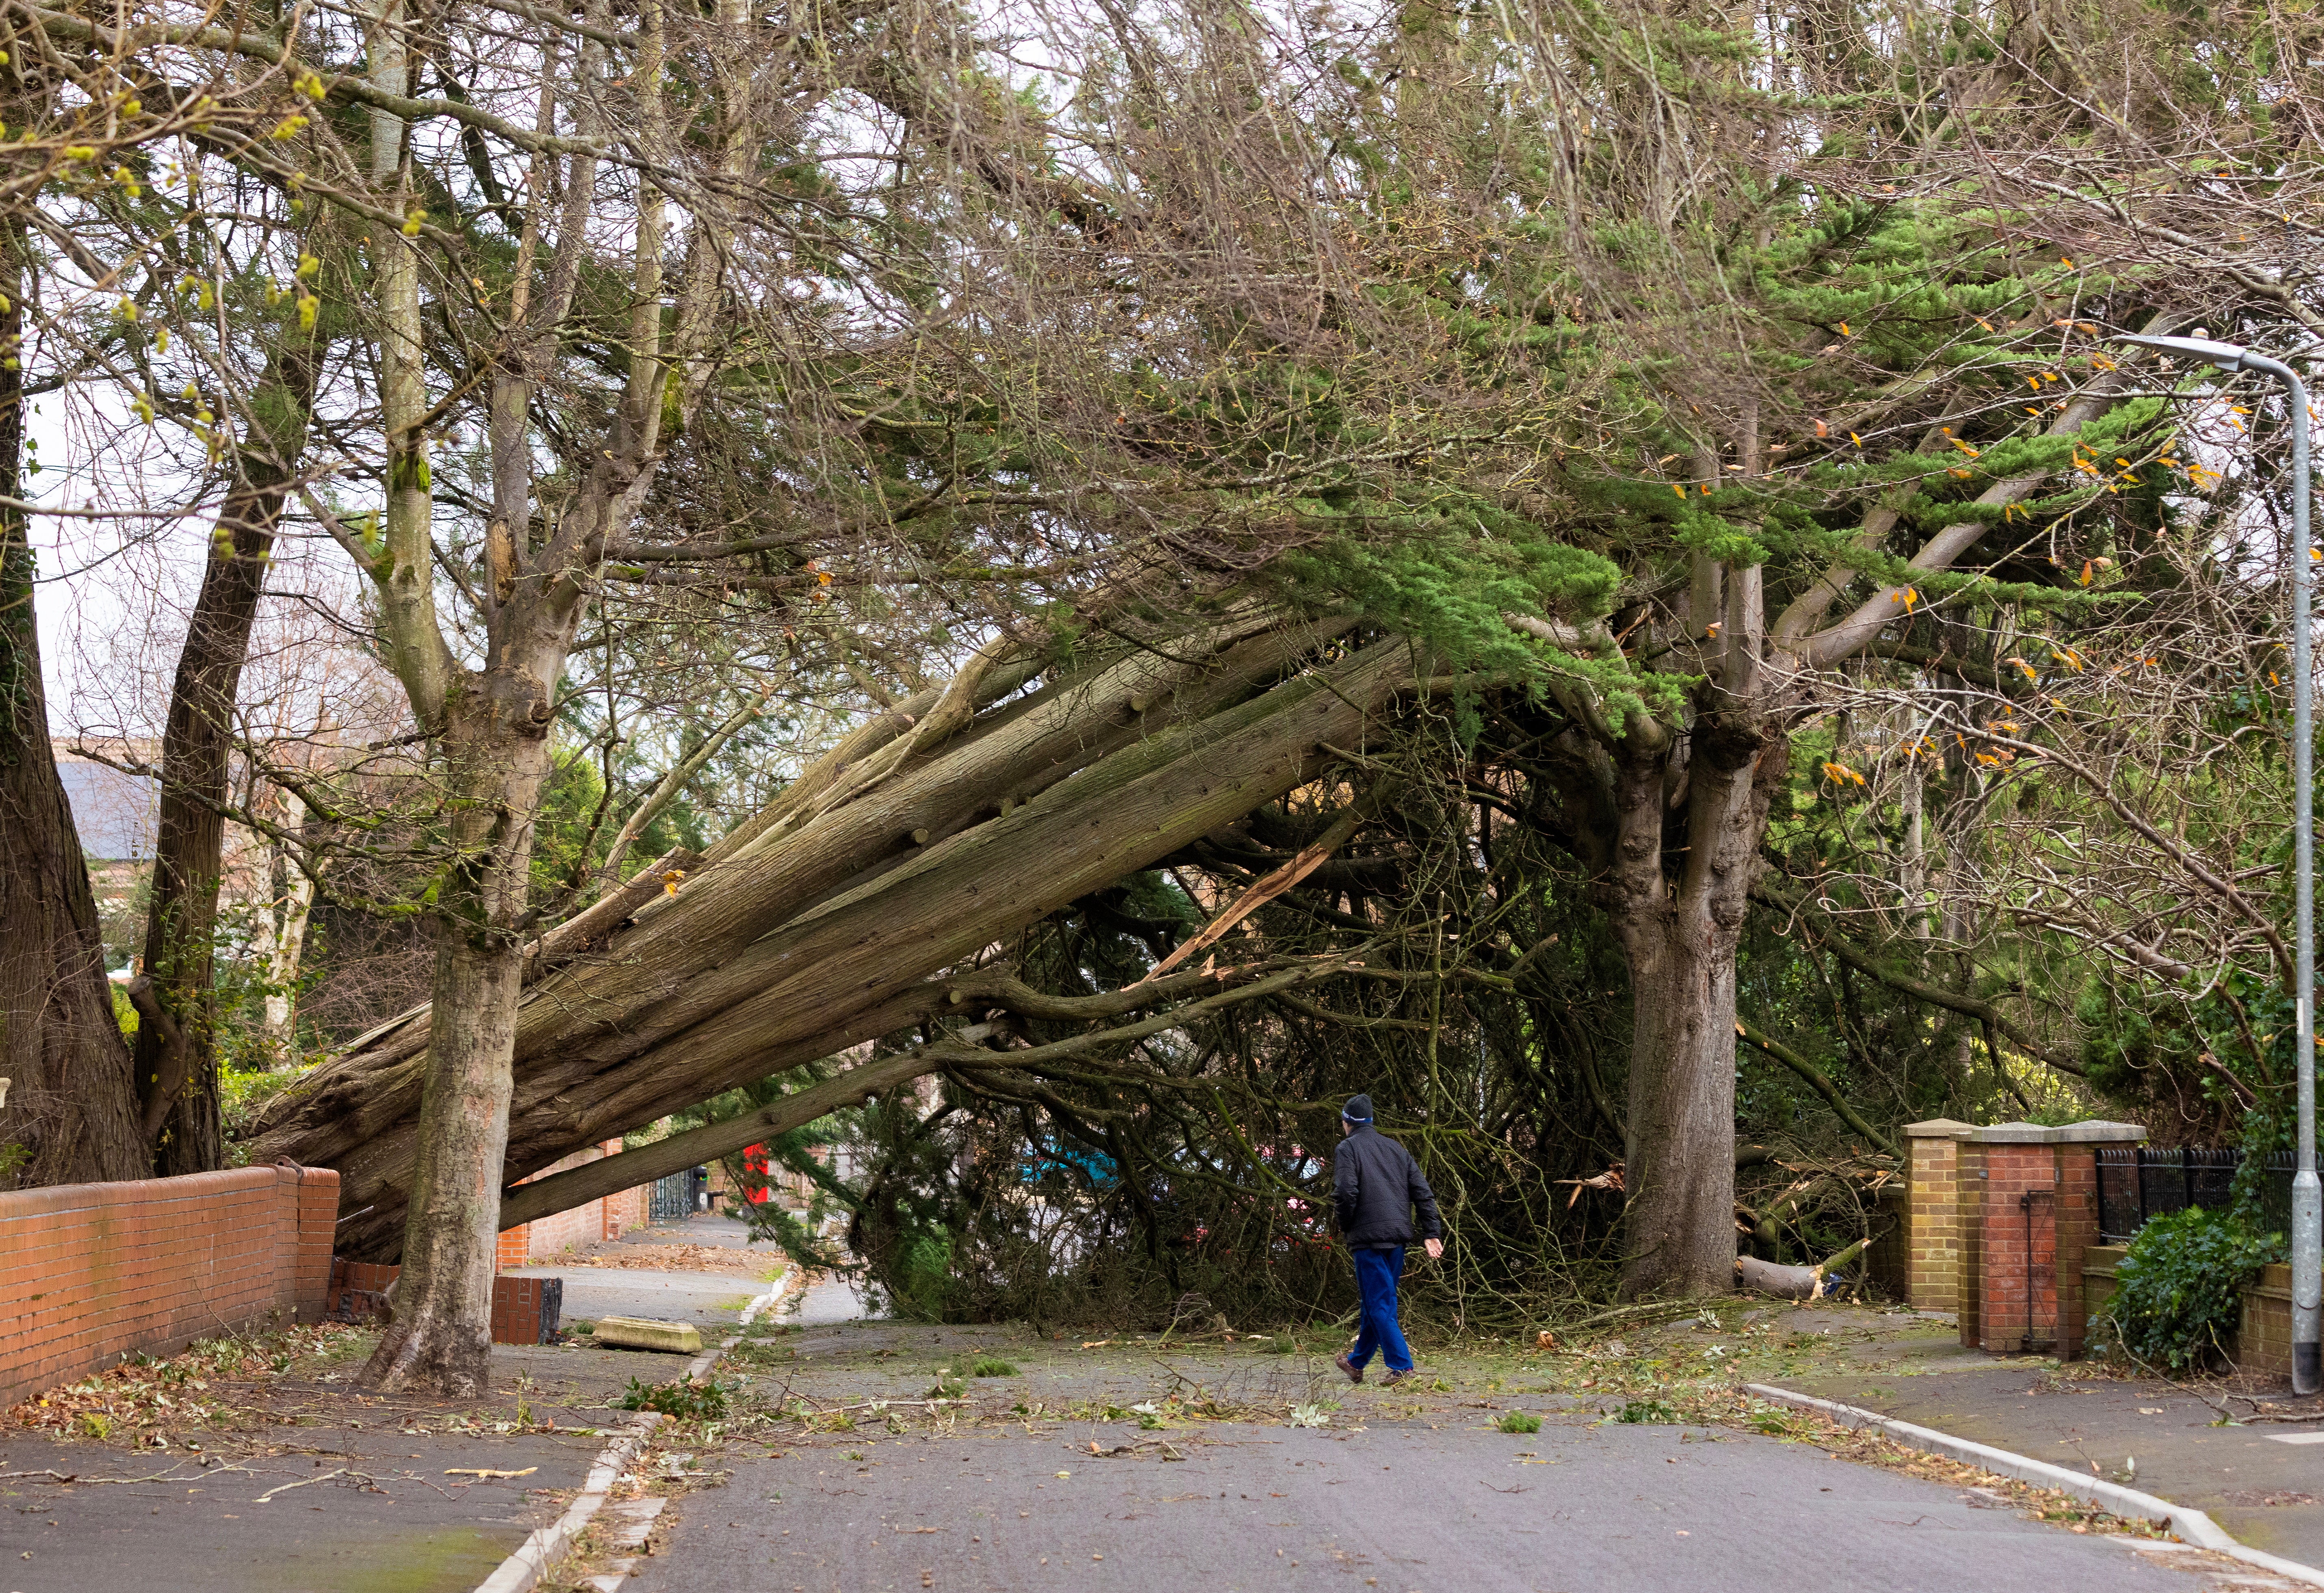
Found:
[1331,1094,1442,1387]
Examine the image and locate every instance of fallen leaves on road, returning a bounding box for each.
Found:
[564,1243,780,1277]
[9,1324,366,1443]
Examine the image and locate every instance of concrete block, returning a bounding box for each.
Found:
[592,1316,703,1354]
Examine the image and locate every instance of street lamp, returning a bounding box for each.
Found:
[2116,330,2319,1396]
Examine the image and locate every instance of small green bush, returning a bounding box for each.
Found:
[1497,1411,1542,1434]
[967,1355,1018,1378]
[2100,1206,2284,1373]
[617,1377,731,1420]
[1615,1398,1678,1424]
[1261,1335,1297,1355]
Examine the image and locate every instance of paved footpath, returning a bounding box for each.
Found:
[0,1212,783,1593]
[1784,1317,2324,1572]
[618,1311,2297,1593]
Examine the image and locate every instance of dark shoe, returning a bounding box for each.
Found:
[1334,1350,1364,1385]
[1380,1368,1417,1389]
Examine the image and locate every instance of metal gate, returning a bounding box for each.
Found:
[2019,1188,2057,1355]
[650,1169,697,1221]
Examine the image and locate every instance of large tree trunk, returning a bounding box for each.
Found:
[1615,895,1748,1299]
[360,672,555,1395]
[130,338,319,1173]
[0,219,146,1187]
[249,625,1411,1255]
[1598,574,1789,1300]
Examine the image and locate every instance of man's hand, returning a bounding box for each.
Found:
[1424,1238,1444,1260]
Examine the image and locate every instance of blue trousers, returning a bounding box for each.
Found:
[1348,1246,1412,1374]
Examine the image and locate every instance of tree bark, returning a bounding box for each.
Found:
[1594,607,1789,1299]
[132,337,319,1171]
[0,219,146,1187]
[360,675,554,1395]
[263,788,317,1044]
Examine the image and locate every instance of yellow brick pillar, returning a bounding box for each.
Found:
[1904,1119,1974,1314]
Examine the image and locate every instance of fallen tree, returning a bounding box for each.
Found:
[248,615,1422,1256]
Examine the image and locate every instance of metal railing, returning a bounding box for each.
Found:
[2095,1145,2296,1244]
[649,1168,703,1221]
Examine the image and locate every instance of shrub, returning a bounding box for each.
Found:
[616,1377,731,1420]
[2100,1206,2285,1373]
[1497,1411,1542,1434]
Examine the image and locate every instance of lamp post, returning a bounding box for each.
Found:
[2115,331,2319,1396]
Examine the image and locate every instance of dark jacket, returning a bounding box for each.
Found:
[1332,1124,1442,1249]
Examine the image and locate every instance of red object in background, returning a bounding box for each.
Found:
[743,1143,773,1204]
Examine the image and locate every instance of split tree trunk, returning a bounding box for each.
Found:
[1597,616,1789,1301]
[131,337,319,1173]
[249,624,1411,1257]
[0,219,146,1187]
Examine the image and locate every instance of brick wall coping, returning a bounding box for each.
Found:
[0,1163,308,1219]
[1904,1118,1977,1138]
[1944,1119,2148,1145]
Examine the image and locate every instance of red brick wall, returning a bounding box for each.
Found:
[0,1164,340,1408]
[496,1140,635,1266]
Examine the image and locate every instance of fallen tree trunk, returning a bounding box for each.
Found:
[250,620,1417,1257]
[1734,1234,1877,1301]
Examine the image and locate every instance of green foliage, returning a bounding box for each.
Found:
[927,1352,1016,1394]
[1497,1410,1543,1434]
[529,747,609,903]
[221,1062,314,1153]
[1615,1398,1680,1425]
[616,1377,732,1420]
[2097,1207,2284,1372]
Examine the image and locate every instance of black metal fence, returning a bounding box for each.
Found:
[649,1167,706,1221]
[2095,1145,2296,1244]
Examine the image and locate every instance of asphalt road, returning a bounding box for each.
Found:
[626,1415,2233,1593]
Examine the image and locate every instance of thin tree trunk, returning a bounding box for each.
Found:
[263,788,317,1045]
[131,340,319,1169]
[0,218,145,1187]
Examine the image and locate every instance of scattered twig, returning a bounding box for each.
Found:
[254,1467,350,1503]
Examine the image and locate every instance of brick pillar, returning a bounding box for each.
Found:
[495,1223,531,1271]
[1977,1133,2057,1354]
[1952,1121,2149,1357]
[293,1168,340,1323]
[2052,1121,2146,1361]
[1904,1119,1973,1312]
[1957,1136,1986,1348]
